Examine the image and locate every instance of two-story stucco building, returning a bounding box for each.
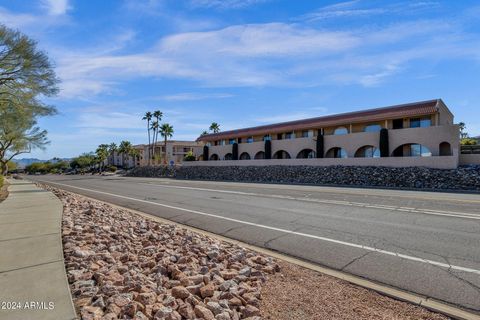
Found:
[192,99,467,169]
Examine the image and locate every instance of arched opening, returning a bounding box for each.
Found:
[239,152,251,160]
[392,144,432,157]
[254,151,265,160]
[355,145,380,158]
[333,127,349,135]
[296,149,316,159]
[439,142,452,156]
[326,147,347,158]
[209,154,219,161]
[273,150,291,159]
[224,153,233,160]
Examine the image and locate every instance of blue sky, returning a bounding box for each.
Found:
[2,0,480,159]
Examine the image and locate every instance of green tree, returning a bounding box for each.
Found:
[118,140,133,169]
[70,153,95,172]
[150,121,159,163]
[108,142,117,165]
[159,123,174,165]
[129,148,140,168]
[0,25,59,175]
[142,111,152,165]
[209,122,220,133]
[200,130,208,136]
[95,144,109,172]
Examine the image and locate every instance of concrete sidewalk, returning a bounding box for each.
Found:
[0,179,77,320]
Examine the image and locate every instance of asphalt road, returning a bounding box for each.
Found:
[27,174,480,312]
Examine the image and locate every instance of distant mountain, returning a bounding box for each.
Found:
[13,158,71,168]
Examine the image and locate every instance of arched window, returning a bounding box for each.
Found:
[326,147,347,158]
[333,127,349,135]
[392,144,432,157]
[355,146,380,158]
[254,151,265,159]
[224,153,233,160]
[273,150,291,159]
[209,154,219,161]
[296,149,316,159]
[364,124,382,133]
[239,152,251,160]
[439,142,452,156]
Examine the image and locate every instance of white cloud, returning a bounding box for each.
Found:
[50,16,480,98]
[42,0,71,15]
[189,0,268,9]
[160,93,234,101]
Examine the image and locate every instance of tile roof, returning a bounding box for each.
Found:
[197,99,441,141]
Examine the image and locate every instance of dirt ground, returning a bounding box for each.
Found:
[260,260,448,320]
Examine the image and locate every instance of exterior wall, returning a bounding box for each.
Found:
[183,156,458,169]
[459,154,480,166]
[200,124,460,162]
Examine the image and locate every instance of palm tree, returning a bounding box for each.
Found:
[150,121,159,164]
[152,110,163,160]
[129,148,140,168]
[159,123,174,165]
[200,130,208,136]
[108,143,117,166]
[209,122,220,133]
[118,140,133,169]
[142,112,152,165]
[95,144,109,172]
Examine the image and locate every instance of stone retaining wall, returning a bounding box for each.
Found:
[127,165,480,191]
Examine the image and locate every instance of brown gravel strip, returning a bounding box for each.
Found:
[260,260,448,320]
[42,184,449,320]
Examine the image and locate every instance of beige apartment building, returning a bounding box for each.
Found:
[192,99,472,169]
[109,140,202,168]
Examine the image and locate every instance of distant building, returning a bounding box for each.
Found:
[109,140,202,168]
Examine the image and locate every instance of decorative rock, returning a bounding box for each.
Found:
[200,283,215,298]
[194,305,215,320]
[172,286,190,299]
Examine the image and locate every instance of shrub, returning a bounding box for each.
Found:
[461,138,477,146]
[106,165,117,172]
[183,151,196,161]
[0,175,3,188]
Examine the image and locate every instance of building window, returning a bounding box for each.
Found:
[206,142,211,147]
[263,134,271,141]
[228,138,236,145]
[364,124,382,133]
[410,117,431,128]
[301,130,309,138]
[238,138,242,144]
[355,146,380,158]
[392,119,403,129]
[333,127,349,135]
[285,132,294,139]
[220,140,226,146]
[392,144,432,157]
[277,133,283,140]
[247,136,254,143]
[326,147,348,158]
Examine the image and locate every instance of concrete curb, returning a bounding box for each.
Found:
[0,179,77,320]
[67,191,480,320]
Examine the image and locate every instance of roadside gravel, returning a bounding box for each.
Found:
[43,185,449,320]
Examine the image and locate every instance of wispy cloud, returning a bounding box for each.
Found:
[189,0,269,10]
[160,92,234,101]
[42,0,71,15]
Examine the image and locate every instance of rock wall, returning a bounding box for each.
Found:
[127,165,480,191]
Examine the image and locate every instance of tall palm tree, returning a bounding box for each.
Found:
[201,130,208,136]
[118,140,133,169]
[142,112,152,165]
[150,121,159,164]
[152,110,163,160]
[209,122,220,133]
[108,143,117,166]
[159,123,174,165]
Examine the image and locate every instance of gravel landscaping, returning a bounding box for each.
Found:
[44,185,450,319]
[127,165,480,192]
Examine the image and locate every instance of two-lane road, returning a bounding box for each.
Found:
[28,175,480,312]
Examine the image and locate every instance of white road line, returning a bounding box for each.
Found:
[39,179,480,275]
[138,182,480,220]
